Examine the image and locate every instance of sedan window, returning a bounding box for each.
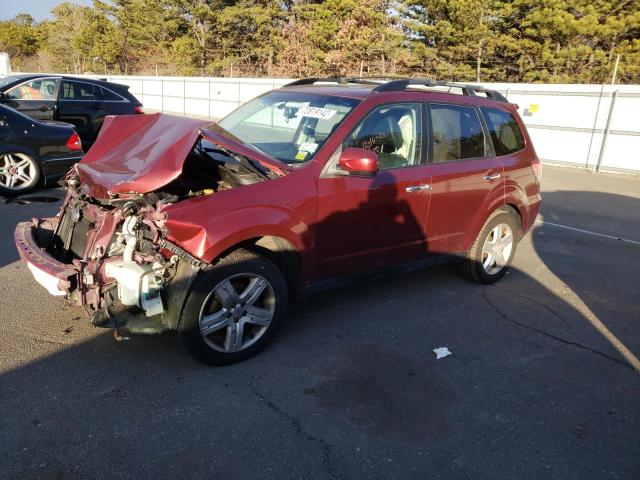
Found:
[60,81,97,100]
[6,78,57,100]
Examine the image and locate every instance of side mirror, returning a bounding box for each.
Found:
[338,147,379,177]
[0,92,5,103]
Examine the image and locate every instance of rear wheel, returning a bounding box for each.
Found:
[0,152,41,196]
[460,208,519,284]
[179,249,287,366]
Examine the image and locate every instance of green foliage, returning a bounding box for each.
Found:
[1,0,638,82]
[0,14,42,69]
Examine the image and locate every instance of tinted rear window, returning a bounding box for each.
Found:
[99,87,122,101]
[480,107,525,156]
[61,81,97,100]
[429,104,485,162]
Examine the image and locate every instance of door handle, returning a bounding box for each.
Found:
[38,106,52,112]
[483,173,502,181]
[405,184,431,193]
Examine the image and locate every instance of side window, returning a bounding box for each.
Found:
[429,104,485,162]
[99,87,122,101]
[6,78,57,100]
[60,81,97,100]
[480,107,525,156]
[344,103,422,169]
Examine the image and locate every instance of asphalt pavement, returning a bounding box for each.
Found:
[0,165,638,480]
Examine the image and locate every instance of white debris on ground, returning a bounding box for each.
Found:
[432,347,452,360]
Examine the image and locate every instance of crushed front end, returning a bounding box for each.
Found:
[14,174,202,334]
[13,113,286,336]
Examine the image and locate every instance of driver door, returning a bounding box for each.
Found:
[3,77,59,120]
[316,102,432,277]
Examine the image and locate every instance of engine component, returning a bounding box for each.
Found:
[104,260,165,317]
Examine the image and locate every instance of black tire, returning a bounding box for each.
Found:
[179,248,288,366]
[460,207,520,284]
[0,152,41,196]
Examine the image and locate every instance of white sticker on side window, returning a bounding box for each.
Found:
[298,106,337,119]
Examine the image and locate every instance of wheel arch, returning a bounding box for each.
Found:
[215,235,301,297]
[461,190,525,252]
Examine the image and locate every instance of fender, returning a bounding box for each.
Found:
[459,182,507,251]
[503,180,531,233]
[166,205,310,265]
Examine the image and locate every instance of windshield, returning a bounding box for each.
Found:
[219,91,358,164]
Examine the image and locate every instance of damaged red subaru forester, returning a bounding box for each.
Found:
[14,78,541,365]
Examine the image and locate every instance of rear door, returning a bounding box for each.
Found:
[424,102,503,255]
[316,102,432,277]
[3,77,59,120]
[58,80,104,144]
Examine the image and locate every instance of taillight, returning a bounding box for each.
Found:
[133,105,144,114]
[532,156,542,183]
[66,133,82,151]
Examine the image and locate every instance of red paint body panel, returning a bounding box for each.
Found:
[163,168,320,283]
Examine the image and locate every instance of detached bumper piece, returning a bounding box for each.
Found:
[14,221,78,296]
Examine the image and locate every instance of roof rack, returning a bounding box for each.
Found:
[283,77,508,103]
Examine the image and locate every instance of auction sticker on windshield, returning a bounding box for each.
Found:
[298,106,337,119]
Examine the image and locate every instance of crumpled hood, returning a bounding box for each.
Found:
[75,113,289,199]
[76,113,210,198]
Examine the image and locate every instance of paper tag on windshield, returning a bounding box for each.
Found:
[298,106,337,120]
[299,142,318,153]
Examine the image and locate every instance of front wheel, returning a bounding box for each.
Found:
[460,208,520,284]
[179,249,287,366]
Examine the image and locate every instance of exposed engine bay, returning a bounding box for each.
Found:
[29,137,270,334]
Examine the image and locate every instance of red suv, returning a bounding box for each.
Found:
[14,78,542,365]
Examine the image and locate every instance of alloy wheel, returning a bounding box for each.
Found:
[0,153,37,191]
[198,273,276,353]
[481,222,514,275]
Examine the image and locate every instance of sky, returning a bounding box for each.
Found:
[0,0,94,21]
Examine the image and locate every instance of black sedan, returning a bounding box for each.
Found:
[0,74,143,148]
[0,104,83,195]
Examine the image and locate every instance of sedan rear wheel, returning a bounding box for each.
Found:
[179,249,287,366]
[0,152,41,195]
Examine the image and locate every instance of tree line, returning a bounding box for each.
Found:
[1,0,638,83]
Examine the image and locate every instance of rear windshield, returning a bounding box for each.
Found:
[219,91,358,164]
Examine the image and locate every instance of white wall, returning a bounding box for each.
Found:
[88,75,639,173]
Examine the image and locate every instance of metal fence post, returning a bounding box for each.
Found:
[183,79,186,116]
[160,79,164,113]
[595,90,618,172]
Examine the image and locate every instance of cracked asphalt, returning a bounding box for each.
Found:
[1,165,639,480]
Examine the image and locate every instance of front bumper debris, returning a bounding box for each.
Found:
[14,220,79,297]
